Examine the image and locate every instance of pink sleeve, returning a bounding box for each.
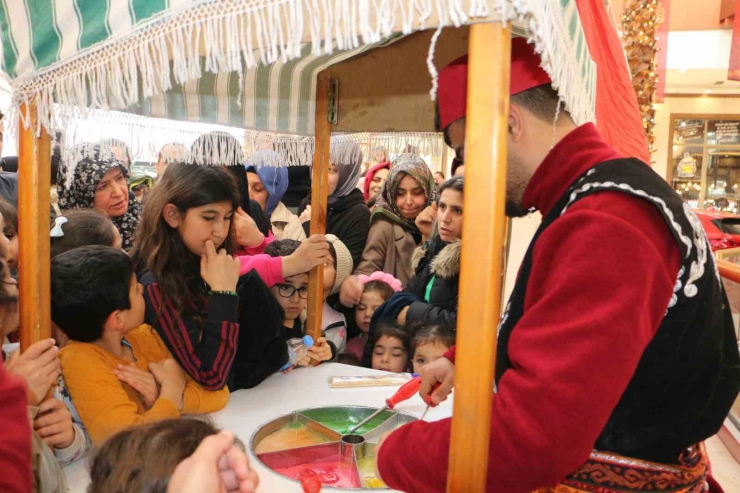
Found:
[239,232,276,256]
[237,254,284,288]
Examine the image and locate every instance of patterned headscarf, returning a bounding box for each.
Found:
[57,143,142,251]
[245,151,289,215]
[371,154,435,235]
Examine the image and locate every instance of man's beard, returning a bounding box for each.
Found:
[505,152,531,218]
[505,199,529,218]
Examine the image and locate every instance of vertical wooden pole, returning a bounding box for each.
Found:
[18,102,52,351]
[446,23,511,492]
[305,75,332,342]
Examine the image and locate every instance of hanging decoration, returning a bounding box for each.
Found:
[621,0,666,156]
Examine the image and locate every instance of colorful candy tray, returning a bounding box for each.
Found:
[250,406,417,490]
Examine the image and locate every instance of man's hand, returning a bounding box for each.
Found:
[419,356,455,406]
[167,430,259,493]
[113,363,160,410]
[34,397,75,449]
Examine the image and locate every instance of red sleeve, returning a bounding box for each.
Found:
[377,192,682,493]
[0,364,32,493]
[237,254,284,287]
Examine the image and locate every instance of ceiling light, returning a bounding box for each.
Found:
[705,90,712,94]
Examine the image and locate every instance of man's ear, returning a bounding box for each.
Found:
[163,204,181,228]
[508,105,525,143]
[103,310,125,333]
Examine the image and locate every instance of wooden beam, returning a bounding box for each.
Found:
[446,23,511,492]
[18,102,51,351]
[305,75,332,343]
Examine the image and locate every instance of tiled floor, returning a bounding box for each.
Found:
[708,435,740,492]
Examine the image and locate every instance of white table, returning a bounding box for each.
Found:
[64,363,454,492]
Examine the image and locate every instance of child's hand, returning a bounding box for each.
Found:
[200,240,240,292]
[6,338,60,406]
[148,359,187,410]
[113,363,160,410]
[232,208,265,248]
[308,337,332,363]
[339,275,363,307]
[299,205,312,224]
[283,235,330,277]
[34,397,75,449]
[415,203,437,241]
[294,353,312,368]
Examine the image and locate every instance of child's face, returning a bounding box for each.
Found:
[372,335,408,373]
[122,274,146,331]
[270,274,309,323]
[0,214,10,262]
[354,290,386,334]
[322,252,336,300]
[412,342,449,375]
[6,235,17,270]
[167,202,233,256]
[0,266,19,339]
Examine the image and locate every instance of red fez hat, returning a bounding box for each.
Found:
[437,38,552,130]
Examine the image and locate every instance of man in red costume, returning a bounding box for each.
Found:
[377,38,740,493]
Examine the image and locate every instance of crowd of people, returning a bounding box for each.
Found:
[2,36,739,493]
[0,108,462,492]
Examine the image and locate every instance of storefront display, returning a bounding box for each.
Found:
[669,116,740,213]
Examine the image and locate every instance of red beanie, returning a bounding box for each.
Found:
[437,38,552,130]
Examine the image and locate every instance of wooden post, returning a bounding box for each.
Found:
[305,75,332,342]
[446,23,511,492]
[18,102,52,351]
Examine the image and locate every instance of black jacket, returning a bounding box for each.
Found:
[405,236,460,329]
[299,188,370,267]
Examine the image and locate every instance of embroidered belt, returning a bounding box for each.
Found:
[535,444,709,493]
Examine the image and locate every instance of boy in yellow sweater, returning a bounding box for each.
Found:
[51,246,229,443]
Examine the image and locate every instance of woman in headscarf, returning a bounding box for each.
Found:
[246,151,306,241]
[338,154,435,307]
[57,143,142,250]
[363,161,391,207]
[190,132,273,238]
[298,140,370,267]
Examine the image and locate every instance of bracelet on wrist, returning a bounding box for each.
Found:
[209,290,238,297]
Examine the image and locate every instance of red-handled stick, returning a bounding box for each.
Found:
[347,377,423,434]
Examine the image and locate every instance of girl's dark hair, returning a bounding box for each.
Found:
[51,209,117,258]
[130,162,239,317]
[371,322,412,355]
[411,324,456,354]
[362,280,394,303]
[88,418,244,493]
[0,197,18,238]
[438,175,464,199]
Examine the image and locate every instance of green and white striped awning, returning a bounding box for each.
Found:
[0,0,597,138]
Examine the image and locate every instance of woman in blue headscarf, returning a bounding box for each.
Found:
[245,151,306,241]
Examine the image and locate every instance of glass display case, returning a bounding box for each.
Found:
[669,116,740,213]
